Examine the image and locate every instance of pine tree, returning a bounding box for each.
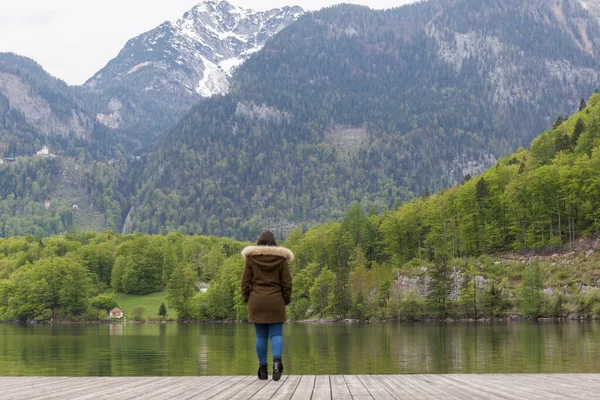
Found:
[552,116,564,129]
[554,132,571,152]
[571,118,585,149]
[579,98,587,112]
[427,260,453,319]
[482,283,506,318]
[331,265,350,319]
[158,302,167,318]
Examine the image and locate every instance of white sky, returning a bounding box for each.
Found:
[0,0,418,85]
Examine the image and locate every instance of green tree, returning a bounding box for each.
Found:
[287,263,318,320]
[331,265,350,319]
[482,283,506,318]
[571,118,585,149]
[310,269,335,319]
[458,266,478,319]
[399,290,425,321]
[158,302,167,318]
[520,262,544,319]
[475,177,490,252]
[89,293,119,313]
[427,260,453,318]
[167,264,198,320]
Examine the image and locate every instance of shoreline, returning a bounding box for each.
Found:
[3,315,599,325]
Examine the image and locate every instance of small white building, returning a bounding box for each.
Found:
[198,282,209,293]
[36,146,49,156]
[109,307,124,319]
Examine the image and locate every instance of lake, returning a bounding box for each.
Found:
[1,321,599,376]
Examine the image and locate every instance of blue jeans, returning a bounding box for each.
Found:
[254,323,283,366]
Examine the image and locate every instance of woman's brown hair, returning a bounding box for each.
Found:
[257,231,277,246]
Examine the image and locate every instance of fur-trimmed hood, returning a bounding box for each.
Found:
[241,245,294,261]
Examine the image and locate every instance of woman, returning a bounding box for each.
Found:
[241,231,293,381]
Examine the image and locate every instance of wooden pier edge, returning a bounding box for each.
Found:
[0,374,598,399]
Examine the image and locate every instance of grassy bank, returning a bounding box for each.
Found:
[106,289,170,320]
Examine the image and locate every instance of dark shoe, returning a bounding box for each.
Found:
[258,365,268,380]
[273,358,283,381]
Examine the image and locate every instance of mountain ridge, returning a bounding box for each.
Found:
[126,0,600,238]
[82,0,303,148]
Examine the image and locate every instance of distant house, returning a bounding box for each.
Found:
[37,146,49,156]
[1,158,15,164]
[109,307,124,318]
[44,200,51,210]
[198,282,209,293]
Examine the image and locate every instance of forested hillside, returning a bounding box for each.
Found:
[0,53,124,161]
[1,96,599,322]
[128,0,600,238]
[0,156,137,236]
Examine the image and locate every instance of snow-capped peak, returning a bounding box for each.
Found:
[166,0,304,96]
[86,0,303,98]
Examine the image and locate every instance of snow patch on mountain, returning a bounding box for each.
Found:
[86,0,304,100]
[197,56,230,97]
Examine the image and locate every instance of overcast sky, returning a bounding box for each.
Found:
[0,0,418,85]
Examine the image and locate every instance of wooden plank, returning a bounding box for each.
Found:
[476,375,580,400]
[312,375,331,400]
[290,375,315,400]
[370,375,418,400]
[10,377,114,400]
[442,375,517,400]
[0,377,54,391]
[124,377,185,400]
[174,376,233,400]
[143,377,214,400]
[271,375,302,400]
[26,377,113,400]
[356,376,396,400]
[226,378,270,400]
[1,377,75,398]
[209,376,257,400]
[434,375,506,400]
[330,375,351,399]
[2,375,600,399]
[408,375,463,400]
[251,375,289,399]
[468,374,571,400]
[383,375,431,400]
[343,375,372,399]
[448,375,545,400]
[503,374,594,396]
[70,377,167,400]
[189,375,247,399]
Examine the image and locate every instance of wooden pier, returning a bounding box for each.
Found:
[0,374,598,399]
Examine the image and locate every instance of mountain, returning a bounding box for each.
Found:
[126,0,600,239]
[0,53,125,160]
[579,0,600,19]
[82,0,303,149]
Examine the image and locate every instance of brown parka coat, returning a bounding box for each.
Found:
[241,245,294,323]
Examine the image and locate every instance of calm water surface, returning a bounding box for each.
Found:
[1,322,599,376]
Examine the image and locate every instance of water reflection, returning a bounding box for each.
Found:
[0,321,599,376]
